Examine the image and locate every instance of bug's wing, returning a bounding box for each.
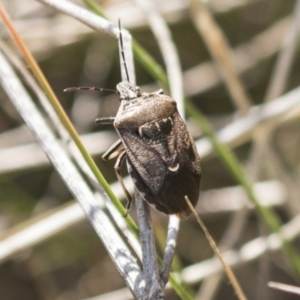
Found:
[118,128,171,214]
[159,112,201,218]
[118,112,201,218]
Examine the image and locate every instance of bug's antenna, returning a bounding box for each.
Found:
[63,87,116,93]
[118,19,130,83]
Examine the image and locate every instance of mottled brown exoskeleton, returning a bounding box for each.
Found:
[96,82,201,218]
[65,21,201,218]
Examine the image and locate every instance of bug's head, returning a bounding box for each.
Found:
[117,82,141,101]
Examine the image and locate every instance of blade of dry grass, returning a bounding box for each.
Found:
[246,0,300,219]
[182,16,290,97]
[0,48,147,298]
[185,196,247,300]
[182,213,300,284]
[189,0,251,113]
[265,0,300,102]
[196,84,300,158]
[268,282,300,295]
[0,4,150,298]
[0,1,137,228]
[132,0,184,287]
[0,179,285,265]
[197,3,300,291]
[133,0,184,114]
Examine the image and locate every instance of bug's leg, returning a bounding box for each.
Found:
[114,150,132,217]
[95,117,115,125]
[102,139,123,160]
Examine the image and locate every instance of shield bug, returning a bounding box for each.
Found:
[65,22,201,218]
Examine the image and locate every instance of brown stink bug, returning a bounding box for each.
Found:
[65,22,201,218]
